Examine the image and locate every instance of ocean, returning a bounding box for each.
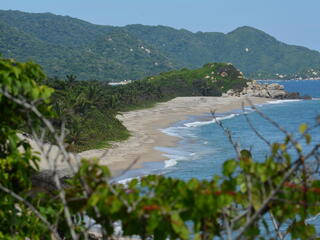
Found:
[115,80,320,183]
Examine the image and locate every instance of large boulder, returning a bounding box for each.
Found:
[268,90,287,99]
[267,83,284,90]
[224,81,309,100]
[284,92,301,99]
[226,89,235,95]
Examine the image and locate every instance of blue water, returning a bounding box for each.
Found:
[159,80,320,181]
[113,80,320,237]
[259,79,320,98]
[160,80,320,238]
[115,80,320,183]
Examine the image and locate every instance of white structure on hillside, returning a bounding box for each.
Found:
[108,80,132,86]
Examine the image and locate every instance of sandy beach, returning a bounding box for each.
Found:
[78,96,270,175]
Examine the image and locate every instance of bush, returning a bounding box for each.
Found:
[1,58,320,239]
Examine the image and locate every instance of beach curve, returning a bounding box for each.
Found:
[78,96,271,176]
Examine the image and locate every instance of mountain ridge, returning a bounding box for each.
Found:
[1,9,320,81]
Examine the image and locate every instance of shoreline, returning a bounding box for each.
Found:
[79,96,271,176]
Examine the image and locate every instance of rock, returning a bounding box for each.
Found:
[283,92,300,99]
[301,94,312,100]
[260,89,269,97]
[268,90,287,99]
[226,89,235,95]
[223,81,308,100]
[267,83,284,90]
[220,72,228,77]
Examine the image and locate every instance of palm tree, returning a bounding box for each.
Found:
[65,117,87,151]
[66,74,77,87]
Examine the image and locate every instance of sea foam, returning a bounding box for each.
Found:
[267,99,301,104]
[184,113,239,127]
[164,158,178,168]
[160,126,187,137]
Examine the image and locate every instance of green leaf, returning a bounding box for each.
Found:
[240,183,247,193]
[252,192,262,211]
[257,164,268,182]
[295,143,302,153]
[188,178,199,190]
[305,134,312,144]
[171,213,189,240]
[11,66,21,78]
[240,149,252,164]
[109,198,122,213]
[272,143,280,154]
[280,144,287,151]
[223,159,237,176]
[89,193,100,206]
[299,123,308,134]
[193,233,201,240]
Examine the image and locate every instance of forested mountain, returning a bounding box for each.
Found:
[0,10,176,81]
[125,25,320,78]
[1,10,320,81]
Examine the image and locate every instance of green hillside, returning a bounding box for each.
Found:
[1,10,320,81]
[47,62,246,151]
[125,25,320,78]
[0,10,176,81]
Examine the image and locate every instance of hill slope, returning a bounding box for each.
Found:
[1,10,320,80]
[47,62,246,151]
[125,25,320,78]
[0,10,176,81]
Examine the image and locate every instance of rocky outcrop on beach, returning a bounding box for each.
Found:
[223,80,311,99]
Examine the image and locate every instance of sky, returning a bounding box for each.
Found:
[2,0,320,51]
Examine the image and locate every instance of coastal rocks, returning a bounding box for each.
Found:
[223,80,311,99]
[300,94,312,100]
[266,83,284,90]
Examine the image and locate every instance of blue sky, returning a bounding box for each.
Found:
[2,0,319,50]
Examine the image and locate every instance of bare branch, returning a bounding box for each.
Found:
[0,88,79,240]
[235,143,320,240]
[110,156,140,183]
[245,98,303,158]
[222,209,233,240]
[270,213,284,240]
[211,110,240,160]
[241,102,271,146]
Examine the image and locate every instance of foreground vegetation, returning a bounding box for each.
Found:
[1,58,320,239]
[47,62,246,151]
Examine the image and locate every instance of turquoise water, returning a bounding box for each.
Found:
[163,80,320,180]
[113,80,320,237]
[115,80,320,183]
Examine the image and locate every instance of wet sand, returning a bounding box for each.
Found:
[78,96,271,175]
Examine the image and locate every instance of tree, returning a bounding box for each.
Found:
[0,58,62,239]
[66,74,77,87]
[1,57,320,239]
